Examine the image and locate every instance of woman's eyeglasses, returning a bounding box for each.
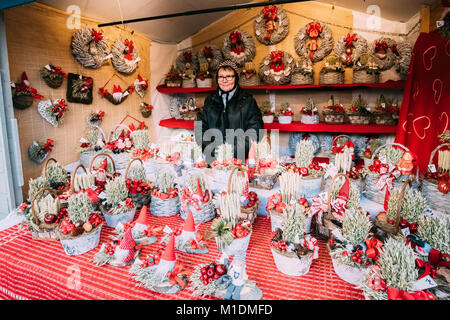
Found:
[218,75,235,81]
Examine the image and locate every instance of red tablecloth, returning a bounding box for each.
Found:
[0,213,364,300]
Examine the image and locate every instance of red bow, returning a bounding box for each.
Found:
[429,248,450,268]
[144,225,163,238]
[85,188,99,202]
[124,39,134,60]
[230,31,242,44]
[44,139,54,152]
[343,33,358,65]
[390,44,399,55]
[19,203,29,211]
[262,5,278,21]
[91,29,104,43]
[203,46,213,58]
[181,189,201,212]
[183,51,192,63]
[51,66,67,77]
[376,164,401,211]
[387,287,435,300]
[375,41,388,53]
[365,237,383,261]
[270,51,285,72]
[167,263,189,288]
[113,85,122,93]
[306,22,323,39]
[137,74,148,90]
[416,258,438,279]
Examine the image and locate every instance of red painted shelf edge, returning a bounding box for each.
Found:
[159,118,397,133]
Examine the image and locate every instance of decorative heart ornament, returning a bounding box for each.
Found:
[432,78,443,104]
[423,46,437,71]
[264,70,270,76]
[38,99,57,127]
[438,112,448,136]
[274,76,281,82]
[412,116,431,140]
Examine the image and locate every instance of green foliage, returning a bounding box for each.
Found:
[281,204,306,243]
[105,177,128,206]
[378,146,404,166]
[67,192,91,224]
[386,188,427,224]
[331,179,360,210]
[280,102,290,112]
[27,177,49,202]
[342,208,372,245]
[418,215,450,254]
[45,162,70,189]
[127,164,147,181]
[295,139,314,168]
[132,129,150,150]
[156,171,176,194]
[261,101,272,115]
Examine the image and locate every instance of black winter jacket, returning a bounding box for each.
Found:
[194,86,264,163]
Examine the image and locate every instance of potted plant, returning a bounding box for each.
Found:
[124,158,154,208]
[346,94,371,125]
[261,100,275,123]
[323,95,345,124]
[373,95,399,125]
[196,62,213,88]
[300,98,319,124]
[164,65,182,88]
[277,102,293,124]
[150,171,180,217]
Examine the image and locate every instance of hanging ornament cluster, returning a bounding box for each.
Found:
[295,21,333,63]
[38,98,68,128]
[254,5,289,45]
[98,74,135,105]
[197,45,223,72]
[371,37,399,71]
[111,38,140,74]
[71,27,112,69]
[334,33,368,67]
[11,72,44,110]
[28,139,54,164]
[40,64,67,88]
[66,73,93,104]
[222,30,256,67]
[140,102,153,118]
[87,110,105,127]
[258,50,295,85]
[133,74,148,98]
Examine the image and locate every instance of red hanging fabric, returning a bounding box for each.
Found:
[395,31,450,175]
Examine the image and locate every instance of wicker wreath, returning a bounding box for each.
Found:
[258,50,295,85]
[111,39,140,74]
[176,50,199,74]
[395,41,413,76]
[222,30,256,67]
[71,27,111,69]
[197,45,223,72]
[334,33,368,67]
[253,5,289,45]
[370,37,399,71]
[295,21,333,63]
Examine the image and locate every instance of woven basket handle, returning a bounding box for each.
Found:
[370,142,410,161]
[332,135,352,147]
[89,152,116,174]
[327,173,350,214]
[31,187,59,226]
[107,123,131,143]
[391,179,412,234]
[42,157,58,177]
[428,143,450,170]
[92,125,107,142]
[70,164,88,194]
[226,166,247,194]
[125,158,144,179]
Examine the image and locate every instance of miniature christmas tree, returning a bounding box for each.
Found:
[295,140,314,168]
[67,192,92,224]
[45,162,70,190]
[127,165,147,181]
[27,177,49,202]
[132,129,150,150]
[156,171,176,194]
[348,94,371,116]
[418,215,450,254]
[386,188,427,224]
[342,208,372,245]
[281,204,306,243]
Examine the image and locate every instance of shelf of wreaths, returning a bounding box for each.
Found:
[159,118,397,134]
[156,80,405,93]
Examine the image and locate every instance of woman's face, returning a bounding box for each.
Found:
[217,68,236,92]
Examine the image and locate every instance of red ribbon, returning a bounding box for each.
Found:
[124,39,134,60]
[91,29,104,43]
[203,46,213,58]
[144,225,163,238]
[44,139,54,152]
[306,22,323,39]
[365,237,383,261]
[416,258,438,279]
[262,5,278,21]
[343,33,358,65]
[183,51,192,63]
[387,286,435,300]
[429,248,450,268]
[167,263,189,288]
[51,66,67,77]
[229,31,244,55]
[270,51,285,72]
[181,189,201,212]
[375,41,388,53]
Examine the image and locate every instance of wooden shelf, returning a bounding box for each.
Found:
[156,80,405,93]
[159,118,398,134]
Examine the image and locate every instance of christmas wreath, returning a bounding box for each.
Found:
[222,30,256,67]
[40,64,67,88]
[71,27,111,69]
[334,33,368,67]
[258,50,295,85]
[176,50,199,74]
[197,45,223,72]
[111,38,140,74]
[98,74,135,105]
[11,72,43,110]
[66,73,93,104]
[253,5,289,46]
[295,21,333,63]
[371,37,399,71]
[38,98,68,128]
[28,139,54,164]
[395,41,413,76]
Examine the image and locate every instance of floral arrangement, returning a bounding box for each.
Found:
[11,72,44,109]
[165,65,183,87]
[37,98,69,127]
[152,171,178,199]
[323,96,345,115]
[383,188,427,225]
[105,129,133,154]
[363,137,382,160]
[45,161,70,192]
[40,64,67,88]
[28,139,54,164]
[87,110,105,127]
[417,215,450,256]
[278,102,294,117]
[196,63,212,81]
[346,94,371,117]
[300,98,318,116]
[140,102,153,118]
[261,100,274,116]
[180,174,212,211]
[67,73,93,104]
[373,95,399,117]
[104,177,135,215]
[27,177,50,202]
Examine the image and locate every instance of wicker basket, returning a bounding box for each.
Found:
[319,71,344,84]
[216,231,251,256]
[323,113,345,125]
[239,74,260,87]
[352,70,379,84]
[374,179,411,235]
[278,116,292,124]
[180,173,216,224]
[364,142,418,205]
[79,127,107,168]
[250,135,279,190]
[421,143,450,214]
[374,113,396,126]
[328,248,369,285]
[182,78,196,88]
[347,114,371,125]
[271,247,313,276]
[124,158,152,208]
[227,166,259,223]
[329,135,353,164]
[165,79,182,88]
[59,223,103,255]
[30,187,61,241]
[291,72,313,85]
[150,194,180,216]
[105,123,133,171]
[13,92,34,110]
[196,78,212,88]
[301,114,320,124]
[42,70,64,89]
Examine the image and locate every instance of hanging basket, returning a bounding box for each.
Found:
[13,92,34,110]
[40,64,66,89]
[271,246,313,276]
[421,143,450,214]
[30,187,61,241]
[59,223,103,255]
[334,33,369,67]
[111,39,140,75]
[66,73,93,105]
[71,27,111,69]
[125,158,152,208]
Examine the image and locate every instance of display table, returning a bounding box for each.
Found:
[0,213,364,300]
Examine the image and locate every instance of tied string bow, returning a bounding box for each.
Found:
[270,51,285,72]
[300,235,319,259]
[181,188,202,212]
[375,164,401,211]
[123,39,134,61]
[308,194,328,225]
[43,139,54,152]
[387,286,435,300]
[167,263,189,288]
[343,33,358,65]
[306,22,323,61]
[91,29,104,43]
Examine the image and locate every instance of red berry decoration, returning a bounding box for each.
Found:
[215,264,226,276]
[200,267,207,275]
[206,268,215,277]
[299,167,309,176]
[208,277,214,283]
[203,280,208,286]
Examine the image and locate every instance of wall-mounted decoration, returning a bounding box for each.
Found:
[164,65,183,88]
[28,139,54,164]
[239,61,260,86]
[333,33,368,67]
[176,50,199,74]
[40,64,67,88]
[371,37,398,71]
[197,45,223,72]
[140,102,153,118]
[71,27,111,69]
[395,41,413,76]
[38,98,68,128]
[11,72,43,110]
[258,50,295,85]
[254,5,289,46]
[352,54,380,84]
[87,110,105,127]
[134,74,148,98]
[98,73,135,105]
[111,38,140,74]
[66,73,93,104]
[295,21,333,63]
[222,30,256,67]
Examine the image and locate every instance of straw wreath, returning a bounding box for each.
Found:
[253,5,289,45]
[71,27,111,69]
[111,39,140,74]
[222,30,256,67]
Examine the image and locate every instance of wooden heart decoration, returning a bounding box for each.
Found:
[264,70,270,76]
[274,75,281,82]
[412,116,431,140]
[423,46,437,71]
[438,112,449,136]
[432,78,443,104]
